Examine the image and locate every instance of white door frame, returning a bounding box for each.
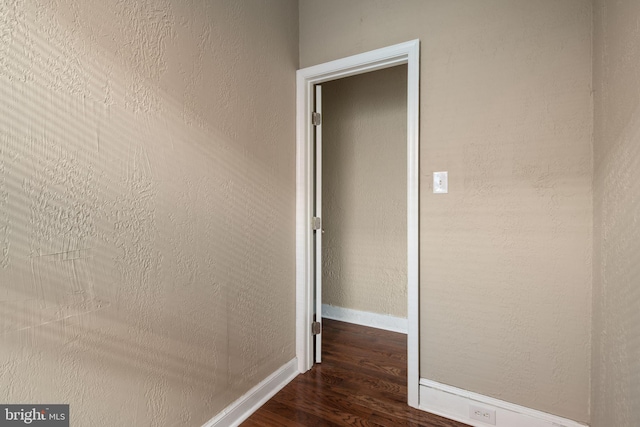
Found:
[295,39,420,408]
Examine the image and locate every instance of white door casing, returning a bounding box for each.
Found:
[313,84,323,363]
[295,39,420,408]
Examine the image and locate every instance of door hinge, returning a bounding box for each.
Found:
[312,217,322,230]
[312,321,322,335]
[312,112,322,126]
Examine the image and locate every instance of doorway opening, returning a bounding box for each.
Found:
[295,40,420,407]
[319,64,408,338]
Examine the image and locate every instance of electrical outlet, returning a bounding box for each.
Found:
[469,404,496,425]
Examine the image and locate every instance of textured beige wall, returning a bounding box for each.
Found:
[321,66,407,318]
[0,1,297,426]
[592,1,640,426]
[300,0,593,421]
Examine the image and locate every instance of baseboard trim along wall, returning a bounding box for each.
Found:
[419,379,587,427]
[322,304,408,334]
[202,358,299,427]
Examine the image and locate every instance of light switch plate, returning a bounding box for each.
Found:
[433,171,448,193]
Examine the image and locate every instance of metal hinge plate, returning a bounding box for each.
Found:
[312,112,322,126]
[312,217,322,230]
[312,321,322,335]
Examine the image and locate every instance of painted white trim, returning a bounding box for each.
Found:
[405,39,421,411]
[296,39,421,408]
[322,304,408,334]
[418,379,588,427]
[202,359,299,427]
[314,85,323,364]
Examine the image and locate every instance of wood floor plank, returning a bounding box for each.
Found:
[273,388,373,426]
[325,342,408,364]
[309,365,406,396]
[240,409,299,427]
[252,400,343,427]
[242,319,469,427]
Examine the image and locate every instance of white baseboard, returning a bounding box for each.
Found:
[419,379,587,427]
[202,358,299,427]
[322,304,408,334]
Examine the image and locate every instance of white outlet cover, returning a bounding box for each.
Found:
[433,171,448,193]
[469,404,496,425]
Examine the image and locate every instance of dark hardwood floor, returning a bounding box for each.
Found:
[242,319,469,427]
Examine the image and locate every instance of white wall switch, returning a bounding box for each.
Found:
[433,171,448,193]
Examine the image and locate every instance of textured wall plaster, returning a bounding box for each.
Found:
[321,66,407,318]
[300,0,593,422]
[0,1,298,426]
[592,1,640,426]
